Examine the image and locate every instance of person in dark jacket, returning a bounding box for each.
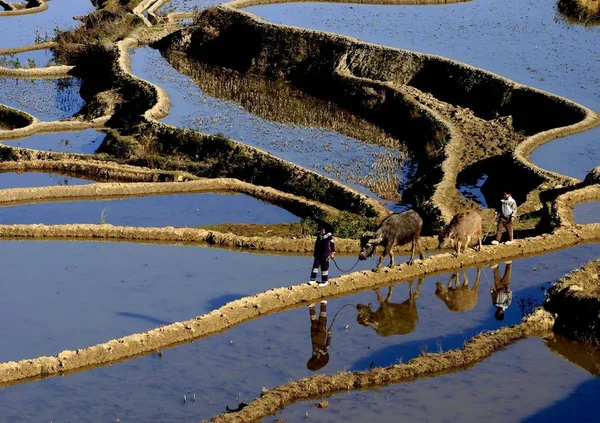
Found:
[307,300,331,371]
[309,223,335,287]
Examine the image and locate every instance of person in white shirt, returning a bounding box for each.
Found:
[491,191,517,245]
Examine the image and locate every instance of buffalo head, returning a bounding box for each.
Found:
[356,303,375,327]
[359,232,381,260]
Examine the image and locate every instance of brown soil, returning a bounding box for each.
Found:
[206,309,554,423]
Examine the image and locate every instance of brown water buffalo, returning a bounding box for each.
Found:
[356,279,424,337]
[438,210,482,256]
[435,268,481,312]
[359,209,423,271]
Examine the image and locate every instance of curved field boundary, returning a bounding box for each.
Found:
[0,221,598,386]
[0,64,74,78]
[0,178,343,219]
[0,0,47,16]
[0,41,57,56]
[208,309,553,423]
[227,0,471,7]
[0,118,108,141]
[513,109,600,186]
[553,184,600,228]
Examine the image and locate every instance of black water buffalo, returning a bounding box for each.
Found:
[359,209,424,271]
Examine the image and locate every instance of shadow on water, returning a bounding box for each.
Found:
[522,378,600,423]
[116,312,172,327]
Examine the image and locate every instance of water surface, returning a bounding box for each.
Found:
[0,171,93,188]
[0,240,371,363]
[573,201,600,224]
[2,128,106,153]
[0,192,301,226]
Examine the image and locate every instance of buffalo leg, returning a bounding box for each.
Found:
[385,286,394,302]
[375,253,386,272]
[455,240,462,257]
[465,235,471,253]
[388,249,395,268]
[408,239,416,265]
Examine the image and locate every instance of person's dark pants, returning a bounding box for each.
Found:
[496,218,514,242]
[310,257,329,282]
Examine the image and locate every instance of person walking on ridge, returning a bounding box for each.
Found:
[491,191,517,245]
[309,223,335,287]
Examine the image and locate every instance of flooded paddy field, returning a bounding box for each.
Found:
[1,128,107,153]
[0,48,55,68]
[130,46,408,208]
[275,337,600,423]
[0,245,597,421]
[0,171,94,188]
[0,192,301,226]
[248,0,600,180]
[573,201,600,224]
[0,77,84,121]
[0,240,371,364]
[0,0,94,49]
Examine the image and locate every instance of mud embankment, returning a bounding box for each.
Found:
[0,178,341,221]
[207,309,553,423]
[156,4,597,229]
[545,259,600,346]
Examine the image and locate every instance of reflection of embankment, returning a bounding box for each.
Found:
[163,50,407,201]
[156,3,597,231]
[1,213,598,386]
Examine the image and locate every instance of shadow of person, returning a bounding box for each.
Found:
[435,267,481,312]
[307,300,331,371]
[356,279,424,337]
[489,261,513,321]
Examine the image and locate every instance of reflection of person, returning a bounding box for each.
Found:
[309,223,335,287]
[490,261,512,320]
[307,300,331,371]
[492,191,517,245]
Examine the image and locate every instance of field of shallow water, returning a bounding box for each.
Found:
[1,244,597,421]
[0,192,301,226]
[248,0,600,180]
[0,171,93,188]
[276,337,600,422]
[0,0,94,49]
[129,46,408,209]
[0,77,84,121]
[0,240,372,364]
[0,48,55,68]
[1,128,107,153]
[573,201,600,224]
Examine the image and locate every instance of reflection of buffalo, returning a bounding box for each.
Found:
[358,210,424,271]
[357,279,424,337]
[435,268,481,312]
